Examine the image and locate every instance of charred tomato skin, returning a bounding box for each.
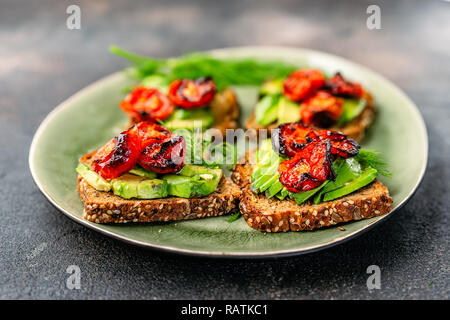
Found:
[92,127,141,180]
[138,135,185,174]
[300,90,344,128]
[134,121,171,148]
[168,77,216,109]
[324,72,364,98]
[306,129,360,158]
[282,69,325,102]
[278,140,335,192]
[274,122,311,157]
[120,87,174,123]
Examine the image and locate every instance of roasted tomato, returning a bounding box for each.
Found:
[120,87,174,123]
[275,122,360,158]
[134,121,171,148]
[324,72,363,98]
[274,123,311,157]
[168,77,216,109]
[282,69,325,101]
[307,129,360,158]
[138,135,185,174]
[300,90,343,127]
[92,126,141,180]
[278,141,334,192]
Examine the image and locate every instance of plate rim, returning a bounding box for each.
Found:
[29,46,428,258]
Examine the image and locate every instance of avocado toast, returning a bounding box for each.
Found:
[76,122,240,224]
[232,124,392,232]
[245,70,375,141]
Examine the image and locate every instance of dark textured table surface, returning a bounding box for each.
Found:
[1,0,449,299]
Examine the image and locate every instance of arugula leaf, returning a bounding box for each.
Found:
[110,46,297,90]
[355,149,391,177]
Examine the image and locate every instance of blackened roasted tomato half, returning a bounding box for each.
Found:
[282,69,325,102]
[278,141,335,192]
[307,129,360,158]
[274,123,311,157]
[92,126,141,180]
[134,121,171,149]
[168,77,216,109]
[300,90,343,128]
[120,87,174,123]
[138,135,185,174]
[324,72,363,98]
[275,122,360,158]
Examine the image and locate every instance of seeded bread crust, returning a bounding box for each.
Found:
[231,151,392,232]
[77,152,241,224]
[244,91,375,142]
[128,88,240,136]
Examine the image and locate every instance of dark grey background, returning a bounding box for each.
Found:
[1,0,449,299]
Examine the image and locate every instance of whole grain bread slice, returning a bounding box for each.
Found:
[77,152,241,224]
[244,91,375,142]
[231,151,392,232]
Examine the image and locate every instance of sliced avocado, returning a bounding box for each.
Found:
[111,174,168,199]
[254,95,280,126]
[277,97,300,124]
[163,166,222,198]
[322,167,377,202]
[164,108,214,131]
[140,75,169,93]
[265,180,284,199]
[76,163,111,192]
[338,99,366,125]
[259,174,280,192]
[260,78,284,96]
[291,181,328,205]
[129,165,157,179]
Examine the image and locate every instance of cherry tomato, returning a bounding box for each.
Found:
[134,121,171,149]
[168,77,216,109]
[300,90,343,127]
[282,69,325,101]
[275,123,311,157]
[92,126,141,180]
[307,129,360,158]
[138,135,185,174]
[275,123,360,158]
[279,141,334,192]
[120,87,174,123]
[324,72,363,98]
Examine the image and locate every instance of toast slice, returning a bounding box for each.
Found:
[128,88,240,136]
[231,151,392,232]
[244,91,375,141]
[77,152,241,224]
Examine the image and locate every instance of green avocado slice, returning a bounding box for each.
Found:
[254,95,280,126]
[277,97,300,124]
[111,174,168,199]
[322,167,377,202]
[76,163,111,192]
[164,108,214,131]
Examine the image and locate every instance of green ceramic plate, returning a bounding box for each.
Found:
[29,47,427,258]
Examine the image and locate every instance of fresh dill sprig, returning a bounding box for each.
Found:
[110,46,297,90]
[355,149,392,177]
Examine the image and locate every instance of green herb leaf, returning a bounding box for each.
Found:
[355,149,392,177]
[110,46,297,90]
[227,212,241,223]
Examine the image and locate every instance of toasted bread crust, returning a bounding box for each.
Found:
[231,151,392,232]
[244,91,375,142]
[77,151,241,224]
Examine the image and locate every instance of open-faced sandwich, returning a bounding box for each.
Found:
[120,76,240,135]
[245,69,375,141]
[76,122,241,224]
[232,123,392,232]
